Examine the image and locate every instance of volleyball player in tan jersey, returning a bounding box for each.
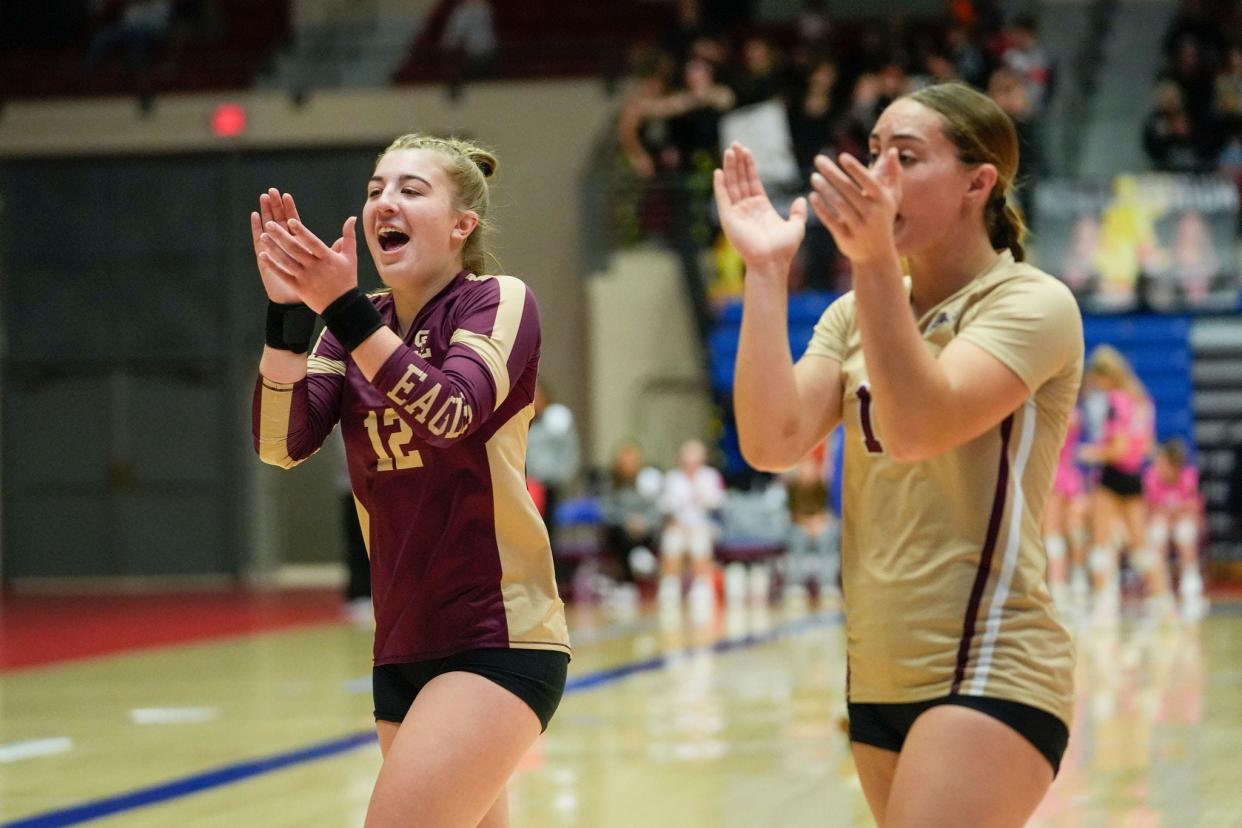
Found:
[717,83,1081,826]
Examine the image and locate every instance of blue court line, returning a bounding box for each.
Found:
[4,612,836,828]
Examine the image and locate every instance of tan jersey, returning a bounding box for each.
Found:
[805,251,1082,726]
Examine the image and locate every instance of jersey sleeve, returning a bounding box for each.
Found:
[371,275,540,448]
[803,292,854,362]
[957,274,1083,393]
[252,328,345,468]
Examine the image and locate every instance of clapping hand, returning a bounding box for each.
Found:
[712,142,808,275]
[250,189,304,304]
[253,191,359,314]
[808,149,902,266]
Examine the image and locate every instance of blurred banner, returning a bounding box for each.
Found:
[1033,174,1240,312]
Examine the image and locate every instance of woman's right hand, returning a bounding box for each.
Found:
[251,189,303,304]
[712,143,807,276]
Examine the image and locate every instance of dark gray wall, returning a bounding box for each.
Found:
[0,147,393,579]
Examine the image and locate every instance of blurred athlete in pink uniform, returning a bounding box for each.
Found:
[1080,346,1171,621]
[1144,439,1207,620]
[1043,406,1089,610]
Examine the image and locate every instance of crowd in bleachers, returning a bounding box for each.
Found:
[1143,0,1242,192]
[0,0,287,101]
[614,0,1056,296]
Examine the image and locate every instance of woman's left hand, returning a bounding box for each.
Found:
[808,148,902,266]
[258,195,359,314]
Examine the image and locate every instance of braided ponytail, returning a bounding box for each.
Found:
[985,192,1028,262]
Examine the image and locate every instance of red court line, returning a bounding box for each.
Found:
[0,589,347,671]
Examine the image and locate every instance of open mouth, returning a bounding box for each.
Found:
[377,227,410,253]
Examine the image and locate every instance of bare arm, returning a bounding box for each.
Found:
[849,255,1029,461]
[715,144,842,471]
[734,261,843,469]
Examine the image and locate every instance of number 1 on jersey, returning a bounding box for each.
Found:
[857,385,884,454]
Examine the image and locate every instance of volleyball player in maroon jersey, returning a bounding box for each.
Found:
[251,134,570,827]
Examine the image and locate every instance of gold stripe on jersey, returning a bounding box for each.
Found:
[307,356,346,376]
[352,494,372,560]
[451,275,527,410]
[255,377,305,469]
[485,403,572,656]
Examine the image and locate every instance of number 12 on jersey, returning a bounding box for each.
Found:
[364,408,425,471]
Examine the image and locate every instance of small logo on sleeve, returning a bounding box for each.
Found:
[925,311,954,335]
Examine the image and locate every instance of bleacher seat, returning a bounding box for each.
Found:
[0,1,291,100]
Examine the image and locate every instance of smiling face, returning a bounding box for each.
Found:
[867,98,995,257]
[362,148,477,289]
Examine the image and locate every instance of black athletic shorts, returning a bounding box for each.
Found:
[848,694,1069,776]
[1100,464,1144,498]
[373,648,569,732]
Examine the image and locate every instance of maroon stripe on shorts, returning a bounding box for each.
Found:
[951,414,1014,693]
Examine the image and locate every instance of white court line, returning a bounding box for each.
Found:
[129,707,219,725]
[344,677,371,695]
[0,737,74,763]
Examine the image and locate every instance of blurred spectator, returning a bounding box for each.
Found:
[787,58,843,175]
[658,439,725,617]
[1000,15,1053,115]
[796,0,832,53]
[731,36,788,107]
[1162,0,1225,68]
[647,57,736,173]
[988,66,1044,194]
[947,24,990,88]
[836,65,909,159]
[912,50,960,89]
[786,57,844,292]
[878,60,912,106]
[1213,45,1242,135]
[600,442,663,583]
[83,0,172,76]
[440,0,496,92]
[1143,80,1214,172]
[617,48,677,178]
[1162,36,1216,133]
[781,451,839,604]
[526,382,581,535]
[665,0,710,63]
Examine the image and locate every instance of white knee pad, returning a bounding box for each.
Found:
[1147,519,1170,550]
[1088,547,1114,574]
[1044,535,1067,563]
[1130,546,1158,573]
[1174,518,1198,548]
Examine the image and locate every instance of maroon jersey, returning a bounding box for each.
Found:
[253,272,571,664]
